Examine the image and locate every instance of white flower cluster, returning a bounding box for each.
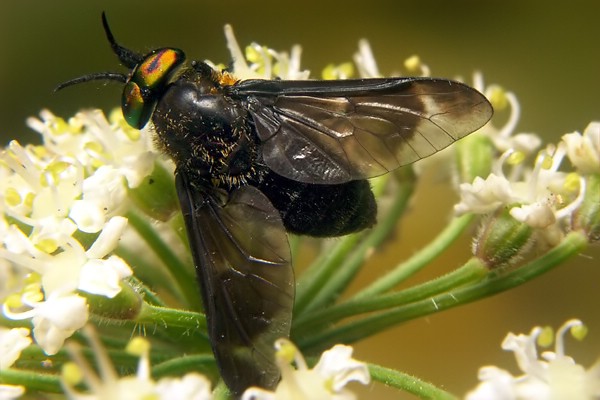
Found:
[456,76,599,247]
[1,109,157,357]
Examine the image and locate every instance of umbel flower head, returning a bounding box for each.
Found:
[453,81,598,266]
[1,109,152,355]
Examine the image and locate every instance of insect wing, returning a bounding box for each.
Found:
[233,78,493,184]
[175,172,294,395]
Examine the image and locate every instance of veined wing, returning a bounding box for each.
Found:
[176,172,294,395]
[231,78,492,184]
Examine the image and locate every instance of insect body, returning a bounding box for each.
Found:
[58,13,493,396]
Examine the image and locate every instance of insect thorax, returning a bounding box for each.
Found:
[152,76,262,189]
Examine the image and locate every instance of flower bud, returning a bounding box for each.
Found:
[473,207,534,268]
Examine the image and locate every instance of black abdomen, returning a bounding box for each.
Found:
[258,171,376,237]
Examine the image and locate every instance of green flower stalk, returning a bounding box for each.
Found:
[1,24,599,400]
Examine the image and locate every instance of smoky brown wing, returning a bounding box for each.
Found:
[175,172,294,396]
[235,78,493,184]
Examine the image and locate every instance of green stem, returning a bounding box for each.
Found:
[293,258,486,334]
[369,363,458,400]
[0,369,62,393]
[152,354,217,379]
[355,213,476,299]
[18,344,152,377]
[309,184,414,311]
[126,210,202,311]
[133,305,209,352]
[137,303,207,332]
[294,233,363,314]
[295,176,415,314]
[298,231,588,352]
[4,348,208,394]
[129,275,166,307]
[85,307,210,354]
[294,173,402,314]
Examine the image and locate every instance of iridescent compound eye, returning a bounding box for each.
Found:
[122,48,186,129]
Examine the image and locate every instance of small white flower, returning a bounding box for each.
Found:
[0,327,31,369]
[509,201,556,229]
[455,143,585,245]
[4,291,88,355]
[31,293,89,355]
[67,165,130,234]
[562,121,600,174]
[471,74,541,157]
[454,174,516,215]
[154,374,213,400]
[466,319,600,400]
[353,39,381,78]
[9,216,131,298]
[78,255,131,298]
[242,339,370,400]
[221,25,309,81]
[26,109,156,188]
[62,327,213,400]
[0,384,25,400]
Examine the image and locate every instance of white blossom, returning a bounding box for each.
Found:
[1,110,143,355]
[454,174,516,215]
[4,291,88,355]
[218,25,309,81]
[471,74,541,157]
[154,374,213,400]
[0,384,25,400]
[242,339,370,400]
[562,121,600,174]
[466,319,600,399]
[26,109,155,188]
[455,144,585,246]
[0,327,31,369]
[353,39,381,78]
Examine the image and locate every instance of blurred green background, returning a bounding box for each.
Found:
[1,1,599,398]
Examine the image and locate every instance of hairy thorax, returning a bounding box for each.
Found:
[153,74,262,189]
